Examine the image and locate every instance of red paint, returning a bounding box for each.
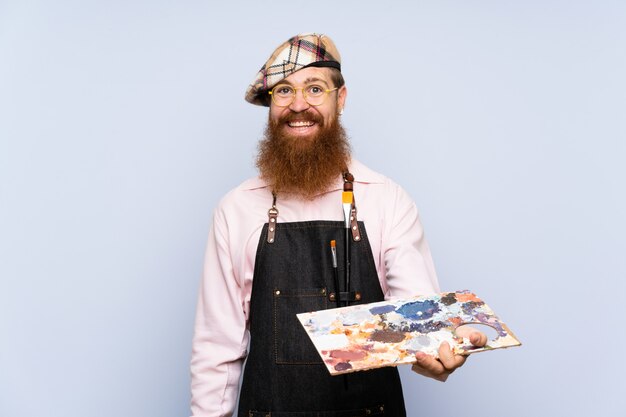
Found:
[329,349,368,360]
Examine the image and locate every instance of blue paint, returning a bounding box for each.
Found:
[460,301,485,316]
[386,319,447,333]
[396,300,440,321]
[369,304,396,315]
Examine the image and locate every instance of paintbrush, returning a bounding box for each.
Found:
[342,191,353,306]
[330,240,340,307]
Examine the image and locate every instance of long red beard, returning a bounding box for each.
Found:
[256,112,351,200]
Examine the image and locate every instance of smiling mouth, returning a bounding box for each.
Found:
[287,120,315,128]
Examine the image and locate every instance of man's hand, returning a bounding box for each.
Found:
[411,330,488,382]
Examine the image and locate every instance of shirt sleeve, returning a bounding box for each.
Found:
[382,183,440,298]
[191,205,249,417]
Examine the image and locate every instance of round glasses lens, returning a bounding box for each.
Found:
[272,85,294,106]
[304,85,326,105]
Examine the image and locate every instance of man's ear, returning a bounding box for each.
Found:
[338,85,347,112]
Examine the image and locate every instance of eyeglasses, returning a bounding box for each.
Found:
[268,84,338,107]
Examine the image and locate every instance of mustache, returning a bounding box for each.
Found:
[276,111,324,125]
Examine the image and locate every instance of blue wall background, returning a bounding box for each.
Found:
[1,1,624,416]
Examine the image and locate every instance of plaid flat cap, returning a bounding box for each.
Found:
[245,33,341,106]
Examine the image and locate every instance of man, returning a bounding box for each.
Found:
[191,33,486,417]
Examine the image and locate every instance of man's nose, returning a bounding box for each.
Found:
[288,89,310,112]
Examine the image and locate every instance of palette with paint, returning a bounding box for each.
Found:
[296,290,521,375]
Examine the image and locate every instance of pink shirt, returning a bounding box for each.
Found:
[191,159,439,417]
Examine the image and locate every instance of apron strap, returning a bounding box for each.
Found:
[267,172,362,244]
[267,191,278,243]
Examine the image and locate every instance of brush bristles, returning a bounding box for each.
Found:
[342,191,353,204]
[330,240,336,247]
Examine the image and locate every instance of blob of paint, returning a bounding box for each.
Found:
[417,335,431,346]
[396,300,440,320]
[329,349,368,360]
[369,329,406,343]
[335,362,352,371]
[441,293,457,306]
[369,304,396,315]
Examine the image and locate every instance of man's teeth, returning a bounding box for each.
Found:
[288,121,314,127]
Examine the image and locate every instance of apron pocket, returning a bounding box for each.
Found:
[274,287,328,364]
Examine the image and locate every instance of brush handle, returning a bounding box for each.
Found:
[332,268,341,307]
[344,228,351,306]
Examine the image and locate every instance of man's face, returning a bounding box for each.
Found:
[268,67,347,142]
[257,67,350,199]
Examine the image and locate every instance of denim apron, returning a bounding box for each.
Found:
[237,187,406,416]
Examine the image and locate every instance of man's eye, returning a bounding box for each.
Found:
[275,86,293,96]
[307,85,324,95]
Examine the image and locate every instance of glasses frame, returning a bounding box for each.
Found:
[268,85,339,107]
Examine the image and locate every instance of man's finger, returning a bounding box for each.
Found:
[413,351,445,375]
[470,331,488,347]
[438,342,466,371]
